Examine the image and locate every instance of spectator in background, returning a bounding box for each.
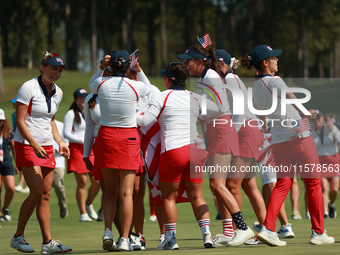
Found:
[311,111,340,219]
[52,120,68,218]
[64,88,100,222]
[0,109,16,222]
[12,96,30,194]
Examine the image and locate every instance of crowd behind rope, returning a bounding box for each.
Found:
[1,44,339,253]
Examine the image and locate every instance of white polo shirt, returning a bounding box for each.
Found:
[83,93,101,158]
[137,88,222,153]
[197,68,230,124]
[311,123,340,156]
[225,71,256,131]
[92,76,148,127]
[63,109,85,144]
[252,75,309,144]
[14,77,63,146]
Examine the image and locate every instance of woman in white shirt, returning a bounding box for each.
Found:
[90,50,148,252]
[242,44,334,246]
[216,49,294,243]
[311,111,340,218]
[11,51,71,254]
[177,45,254,246]
[64,88,100,222]
[137,62,220,250]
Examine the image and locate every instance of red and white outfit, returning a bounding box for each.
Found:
[83,92,102,180]
[252,74,324,234]
[137,87,223,184]
[91,74,148,170]
[14,76,62,169]
[198,68,240,158]
[64,108,93,174]
[225,71,264,160]
[311,123,340,178]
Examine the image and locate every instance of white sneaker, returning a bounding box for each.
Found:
[277,223,295,238]
[22,186,30,193]
[228,227,254,246]
[10,234,35,253]
[2,208,12,221]
[306,212,311,219]
[213,233,232,247]
[203,232,215,248]
[309,230,335,245]
[86,204,98,220]
[157,235,179,250]
[292,211,302,220]
[159,234,165,245]
[117,237,133,251]
[149,215,157,222]
[14,184,24,192]
[102,228,116,251]
[244,235,263,245]
[253,222,262,232]
[130,233,146,250]
[130,236,141,251]
[79,213,92,222]
[41,239,72,254]
[257,226,287,246]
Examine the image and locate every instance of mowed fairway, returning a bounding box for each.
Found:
[0,68,340,254]
[0,174,339,255]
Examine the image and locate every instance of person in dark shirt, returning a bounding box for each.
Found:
[0,109,16,222]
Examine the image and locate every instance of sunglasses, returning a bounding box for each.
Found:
[41,53,60,65]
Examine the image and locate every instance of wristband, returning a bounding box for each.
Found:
[83,157,90,162]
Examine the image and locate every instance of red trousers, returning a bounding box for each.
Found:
[264,136,324,234]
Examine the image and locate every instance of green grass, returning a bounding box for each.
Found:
[1,175,339,254]
[1,68,340,254]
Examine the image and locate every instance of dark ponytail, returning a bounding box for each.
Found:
[69,102,81,124]
[110,58,129,75]
[241,54,263,71]
[88,94,98,110]
[169,63,188,87]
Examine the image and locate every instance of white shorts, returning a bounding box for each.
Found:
[259,165,277,185]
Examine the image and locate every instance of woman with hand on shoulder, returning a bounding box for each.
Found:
[177,45,254,246]
[11,51,71,254]
[64,88,100,222]
[242,45,334,246]
[137,62,225,250]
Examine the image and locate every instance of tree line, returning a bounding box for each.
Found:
[1,0,340,93]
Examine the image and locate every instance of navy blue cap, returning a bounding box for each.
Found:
[159,62,186,83]
[42,53,66,69]
[111,50,130,67]
[10,96,17,104]
[249,45,282,66]
[73,88,88,98]
[177,48,209,62]
[215,49,231,65]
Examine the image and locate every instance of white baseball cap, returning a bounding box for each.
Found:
[0,109,5,120]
